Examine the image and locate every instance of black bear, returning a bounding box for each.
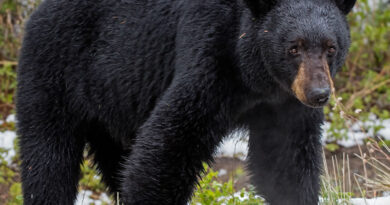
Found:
[16,0,356,204]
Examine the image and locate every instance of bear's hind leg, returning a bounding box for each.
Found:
[18,106,85,204]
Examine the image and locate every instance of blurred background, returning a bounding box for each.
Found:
[0,0,389,204]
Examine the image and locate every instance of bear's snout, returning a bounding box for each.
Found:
[291,58,332,108]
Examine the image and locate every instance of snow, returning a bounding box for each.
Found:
[0,114,17,163]
[2,113,389,160]
[0,130,17,163]
[73,190,390,205]
[336,132,368,148]
[218,192,390,205]
[321,115,390,148]
[351,196,390,205]
[75,190,111,205]
[0,114,16,124]
[378,119,390,140]
[218,192,265,204]
[218,169,227,177]
[216,130,249,160]
[2,114,390,204]
[216,115,390,158]
[5,114,16,123]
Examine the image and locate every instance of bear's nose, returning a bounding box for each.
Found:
[308,87,330,105]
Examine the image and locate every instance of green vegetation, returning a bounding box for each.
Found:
[0,145,22,204]
[0,62,16,120]
[325,0,390,141]
[191,165,264,205]
[0,0,390,204]
[79,159,106,194]
[0,138,373,205]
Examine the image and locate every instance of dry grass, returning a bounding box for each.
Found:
[321,64,390,203]
[355,139,390,193]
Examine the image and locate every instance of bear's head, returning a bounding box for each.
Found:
[238,0,356,108]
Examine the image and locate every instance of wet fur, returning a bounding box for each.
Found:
[17,0,355,204]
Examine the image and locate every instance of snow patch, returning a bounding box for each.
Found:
[0,114,16,125]
[216,130,249,160]
[216,116,390,158]
[218,169,227,177]
[378,119,390,140]
[1,113,390,204]
[350,196,390,205]
[218,192,264,204]
[0,130,17,163]
[6,114,16,123]
[75,190,111,205]
[322,116,390,148]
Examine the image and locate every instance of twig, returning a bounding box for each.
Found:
[345,78,390,109]
[0,60,18,66]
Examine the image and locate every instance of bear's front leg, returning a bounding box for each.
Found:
[119,74,235,205]
[245,100,323,205]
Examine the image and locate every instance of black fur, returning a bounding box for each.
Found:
[334,0,357,14]
[16,0,355,204]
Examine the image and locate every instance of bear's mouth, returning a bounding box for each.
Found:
[299,96,330,108]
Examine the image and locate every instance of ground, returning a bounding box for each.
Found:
[1,114,390,204]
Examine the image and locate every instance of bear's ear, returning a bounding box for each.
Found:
[243,0,278,17]
[334,0,357,14]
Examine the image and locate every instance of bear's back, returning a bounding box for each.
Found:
[18,0,239,142]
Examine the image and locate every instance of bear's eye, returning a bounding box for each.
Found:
[288,46,299,56]
[327,46,336,56]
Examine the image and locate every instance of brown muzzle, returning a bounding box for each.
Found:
[291,56,332,108]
